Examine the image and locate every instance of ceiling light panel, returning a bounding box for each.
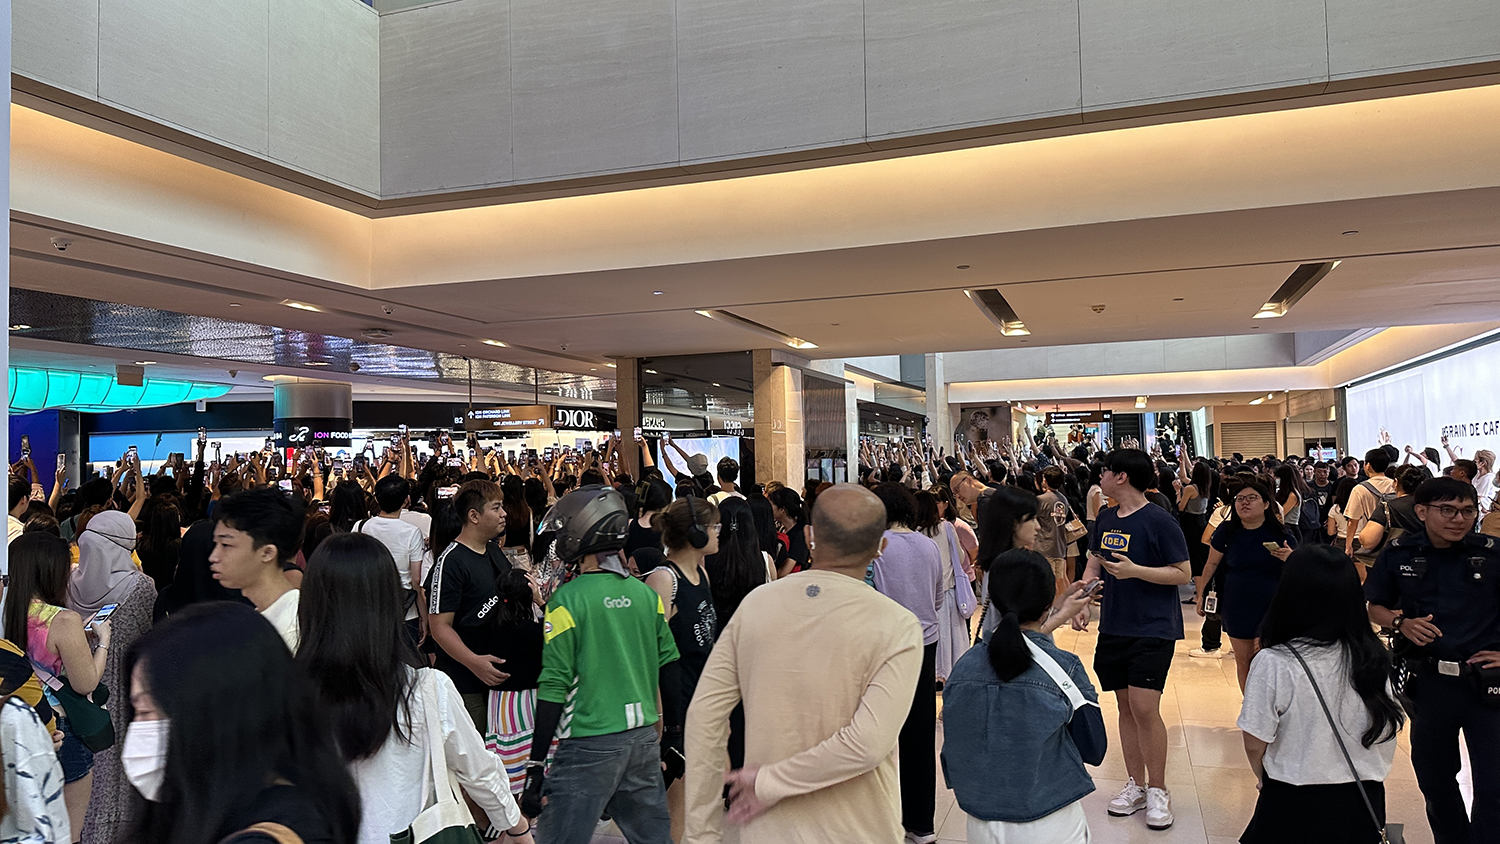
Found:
[966,289,1030,336]
[1253,261,1340,319]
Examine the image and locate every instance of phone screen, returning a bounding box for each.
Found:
[544,448,554,460]
[127,445,138,463]
[198,427,208,445]
[398,424,408,435]
[85,603,120,631]
[507,450,516,463]
[332,458,344,475]
[634,427,643,440]
[57,453,67,472]
[264,437,274,452]
[437,485,458,499]
[278,479,294,493]
[20,435,30,456]
[354,455,367,472]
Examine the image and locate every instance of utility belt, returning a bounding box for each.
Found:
[1398,653,1500,709]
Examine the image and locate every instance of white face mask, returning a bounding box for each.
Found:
[121,719,170,802]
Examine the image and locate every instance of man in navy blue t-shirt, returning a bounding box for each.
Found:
[1073,448,1191,831]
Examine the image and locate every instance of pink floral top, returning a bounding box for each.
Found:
[25,600,65,679]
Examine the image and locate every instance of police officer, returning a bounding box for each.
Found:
[1366,477,1500,844]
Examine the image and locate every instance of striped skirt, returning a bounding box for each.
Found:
[485,688,539,794]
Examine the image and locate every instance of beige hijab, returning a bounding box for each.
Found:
[68,510,140,617]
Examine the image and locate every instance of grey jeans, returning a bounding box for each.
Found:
[538,726,672,844]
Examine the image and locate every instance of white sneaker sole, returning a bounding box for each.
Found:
[1147,816,1174,830]
[1107,801,1145,817]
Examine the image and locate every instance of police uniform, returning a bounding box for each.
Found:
[1366,529,1500,844]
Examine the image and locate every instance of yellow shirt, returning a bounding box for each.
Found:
[0,638,55,732]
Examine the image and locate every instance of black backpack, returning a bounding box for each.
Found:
[1351,481,1398,565]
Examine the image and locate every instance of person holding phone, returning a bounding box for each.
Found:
[66,510,158,844]
[1196,479,1295,692]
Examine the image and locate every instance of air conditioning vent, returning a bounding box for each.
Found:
[361,328,393,340]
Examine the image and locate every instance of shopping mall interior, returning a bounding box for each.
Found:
[4,1,1499,843]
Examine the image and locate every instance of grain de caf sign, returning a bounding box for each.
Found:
[465,405,617,432]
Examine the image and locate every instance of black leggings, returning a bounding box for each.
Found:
[899,643,938,836]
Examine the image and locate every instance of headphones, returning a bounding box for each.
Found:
[685,495,710,550]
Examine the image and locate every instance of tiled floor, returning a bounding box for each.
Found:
[592,600,1472,843]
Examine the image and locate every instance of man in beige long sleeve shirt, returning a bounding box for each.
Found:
[684,484,924,844]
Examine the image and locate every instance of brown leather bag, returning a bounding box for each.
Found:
[220,823,304,844]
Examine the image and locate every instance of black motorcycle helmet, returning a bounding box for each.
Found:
[538,484,630,563]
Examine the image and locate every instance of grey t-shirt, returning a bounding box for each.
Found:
[1036,491,1072,559]
[1237,641,1396,785]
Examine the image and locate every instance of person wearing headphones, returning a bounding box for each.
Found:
[644,497,720,839]
[519,486,681,844]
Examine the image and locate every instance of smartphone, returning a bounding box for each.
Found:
[354,455,367,473]
[264,437,274,452]
[447,457,464,468]
[57,453,67,472]
[332,458,345,476]
[614,429,622,440]
[662,431,671,444]
[127,445,138,464]
[19,435,30,457]
[1262,541,1282,552]
[507,450,516,463]
[634,427,643,441]
[1082,580,1105,599]
[279,478,294,493]
[198,427,208,446]
[436,485,458,500]
[398,424,408,436]
[84,603,119,632]
[544,447,554,460]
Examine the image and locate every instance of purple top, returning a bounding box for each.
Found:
[872,530,943,645]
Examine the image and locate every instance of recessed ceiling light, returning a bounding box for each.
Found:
[605,363,617,368]
[694,310,713,318]
[712,382,722,387]
[229,302,242,308]
[9,324,30,331]
[458,343,467,348]
[1249,397,1265,405]
[645,369,658,374]
[652,291,664,296]
[305,361,330,367]
[134,360,156,366]
[280,300,322,312]
[483,340,508,348]
[1254,261,1340,319]
[1172,297,1185,302]
[956,265,971,270]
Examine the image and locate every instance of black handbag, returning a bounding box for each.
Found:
[34,664,115,752]
[1286,644,1402,844]
[1024,636,1107,765]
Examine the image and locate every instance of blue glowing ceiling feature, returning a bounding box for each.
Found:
[9,367,232,414]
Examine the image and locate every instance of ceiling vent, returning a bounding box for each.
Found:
[1254,261,1340,319]
[965,289,1030,336]
[361,328,394,340]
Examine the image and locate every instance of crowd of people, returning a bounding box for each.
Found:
[0,424,1494,844]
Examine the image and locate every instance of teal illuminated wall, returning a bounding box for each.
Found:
[9,367,231,414]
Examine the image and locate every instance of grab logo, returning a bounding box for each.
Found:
[603,595,633,609]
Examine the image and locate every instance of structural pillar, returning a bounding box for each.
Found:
[615,358,643,480]
[272,378,353,453]
[924,353,958,447]
[753,350,805,489]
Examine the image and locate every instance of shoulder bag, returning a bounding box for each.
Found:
[1023,636,1106,765]
[946,526,977,619]
[1286,644,1403,844]
[32,663,113,752]
[391,671,485,844]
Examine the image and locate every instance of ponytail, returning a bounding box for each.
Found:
[987,610,1031,682]
[983,549,1056,682]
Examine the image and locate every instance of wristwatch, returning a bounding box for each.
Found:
[1391,614,1405,632]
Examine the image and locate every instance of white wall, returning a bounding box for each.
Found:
[1346,338,1500,460]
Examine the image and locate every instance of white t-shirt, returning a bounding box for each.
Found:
[351,668,520,844]
[707,489,744,506]
[358,516,427,621]
[1476,471,1496,514]
[262,588,301,653]
[1237,641,1396,785]
[399,509,432,541]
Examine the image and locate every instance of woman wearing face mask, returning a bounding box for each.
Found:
[974,486,1041,642]
[67,509,157,844]
[296,533,529,844]
[119,602,360,844]
[1197,480,1295,691]
[4,532,109,838]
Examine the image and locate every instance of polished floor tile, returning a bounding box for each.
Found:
[591,604,1466,843]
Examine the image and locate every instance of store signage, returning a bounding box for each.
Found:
[642,415,669,430]
[554,408,598,429]
[720,419,745,434]
[1045,410,1113,425]
[274,416,352,449]
[466,406,553,430]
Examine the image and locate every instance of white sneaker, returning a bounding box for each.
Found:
[1146,787,1174,830]
[904,833,937,844]
[1188,647,1222,659]
[1107,777,1146,816]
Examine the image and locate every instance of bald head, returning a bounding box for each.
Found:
[810,484,888,565]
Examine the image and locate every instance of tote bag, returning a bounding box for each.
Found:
[391,671,484,844]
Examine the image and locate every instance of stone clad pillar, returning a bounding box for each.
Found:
[615,358,642,480]
[753,350,805,488]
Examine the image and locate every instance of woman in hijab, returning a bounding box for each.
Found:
[66,510,157,844]
[152,521,252,623]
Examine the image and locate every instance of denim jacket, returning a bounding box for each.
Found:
[939,631,1098,822]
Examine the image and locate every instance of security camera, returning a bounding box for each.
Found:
[227,370,239,378]
[1090,304,1106,314]
[51,237,73,252]
[560,344,568,351]
[381,305,393,315]
[348,362,361,372]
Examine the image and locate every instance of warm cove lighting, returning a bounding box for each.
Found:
[9,367,231,413]
[483,340,508,348]
[281,300,322,313]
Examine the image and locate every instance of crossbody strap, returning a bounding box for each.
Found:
[31,662,65,694]
[1022,637,1095,715]
[1285,644,1388,842]
[418,669,463,810]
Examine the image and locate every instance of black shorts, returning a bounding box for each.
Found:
[1093,633,1176,692]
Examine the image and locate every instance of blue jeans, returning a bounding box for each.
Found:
[538,726,671,844]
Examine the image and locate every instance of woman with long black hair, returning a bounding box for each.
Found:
[1197,479,1295,690]
[702,496,767,627]
[746,492,789,576]
[1238,545,1402,844]
[498,475,533,567]
[327,482,369,534]
[942,549,1103,843]
[119,601,360,844]
[296,533,528,844]
[1275,463,1314,543]
[974,486,1041,642]
[767,487,808,576]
